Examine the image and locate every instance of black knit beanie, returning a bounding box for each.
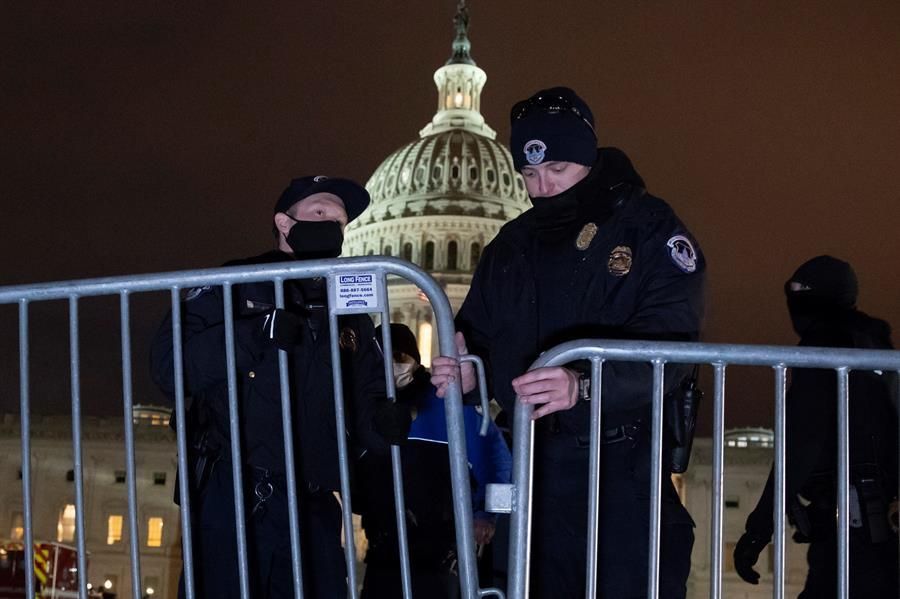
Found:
[786,255,858,309]
[509,87,597,171]
[375,323,421,364]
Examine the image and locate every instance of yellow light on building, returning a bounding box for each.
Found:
[57,504,76,542]
[147,517,164,547]
[107,515,123,545]
[418,322,433,367]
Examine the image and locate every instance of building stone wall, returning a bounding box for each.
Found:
[2,414,814,598]
[0,413,180,598]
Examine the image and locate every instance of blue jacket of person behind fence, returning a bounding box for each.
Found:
[356,363,511,598]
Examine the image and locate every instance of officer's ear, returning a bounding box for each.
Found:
[273,212,294,237]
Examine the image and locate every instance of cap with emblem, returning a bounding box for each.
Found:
[274,175,370,223]
[509,86,598,171]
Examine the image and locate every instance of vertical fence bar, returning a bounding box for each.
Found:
[221,283,252,599]
[709,363,726,599]
[325,293,360,597]
[437,340,478,598]
[170,288,196,599]
[647,360,666,599]
[69,296,89,599]
[508,395,535,599]
[272,278,306,599]
[18,299,36,599]
[119,292,143,599]
[835,368,850,599]
[375,279,414,599]
[896,369,900,596]
[584,358,603,598]
[773,365,787,599]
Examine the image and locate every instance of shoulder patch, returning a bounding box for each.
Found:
[182,285,212,302]
[666,235,697,273]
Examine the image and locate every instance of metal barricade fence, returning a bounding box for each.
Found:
[488,339,900,599]
[0,256,496,599]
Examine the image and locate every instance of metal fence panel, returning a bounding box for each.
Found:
[501,338,900,599]
[0,257,483,599]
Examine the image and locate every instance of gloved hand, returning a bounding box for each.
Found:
[373,401,412,445]
[733,532,769,584]
[262,309,304,351]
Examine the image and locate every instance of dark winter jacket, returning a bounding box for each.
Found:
[745,309,898,539]
[456,147,706,432]
[150,250,388,492]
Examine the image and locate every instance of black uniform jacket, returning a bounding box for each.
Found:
[745,309,898,538]
[150,250,388,491]
[457,147,706,432]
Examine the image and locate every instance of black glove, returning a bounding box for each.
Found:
[733,532,768,584]
[373,401,412,446]
[262,309,304,350]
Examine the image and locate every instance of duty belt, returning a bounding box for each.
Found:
[574,421,642,447]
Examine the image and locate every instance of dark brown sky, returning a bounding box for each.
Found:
[1,1,898,429]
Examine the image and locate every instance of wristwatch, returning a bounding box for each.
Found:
[577,371,591,401]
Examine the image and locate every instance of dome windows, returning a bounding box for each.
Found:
[447,241,458,271]
[424,241,435,270]
[470,242,482,270]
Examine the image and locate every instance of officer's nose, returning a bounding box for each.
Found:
[538,174,552,196]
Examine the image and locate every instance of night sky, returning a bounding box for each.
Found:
[1,1,898,432]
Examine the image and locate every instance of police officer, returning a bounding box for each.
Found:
[431,87,705,598]
[734,255,898,598]
[151,176,401,598]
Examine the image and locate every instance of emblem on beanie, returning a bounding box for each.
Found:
[575,223,598,251]
[608,245,633,276]
[524,140,547,165]
[313,175,328,182]
[666,235,697,273]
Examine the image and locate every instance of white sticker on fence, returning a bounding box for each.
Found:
[336,273,379,311]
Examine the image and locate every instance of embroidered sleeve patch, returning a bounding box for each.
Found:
[666,235,698,273]
[182,285,212,301]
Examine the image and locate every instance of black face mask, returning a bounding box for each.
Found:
[285,219,344,259]
[786,293,846,337]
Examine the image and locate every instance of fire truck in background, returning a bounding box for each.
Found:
[0,541,105,599]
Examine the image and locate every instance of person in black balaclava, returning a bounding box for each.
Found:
[734,255,899,598]
[431,86,706,598]
[151,176,406,599]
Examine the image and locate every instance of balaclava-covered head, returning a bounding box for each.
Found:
[785,255,858,335]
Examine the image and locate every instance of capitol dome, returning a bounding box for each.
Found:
[343,2,529,363]
[362,129,528,225]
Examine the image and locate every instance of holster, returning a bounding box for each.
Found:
[667,370,703,473]
[854,469,892,543]
[171,400,224,505]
